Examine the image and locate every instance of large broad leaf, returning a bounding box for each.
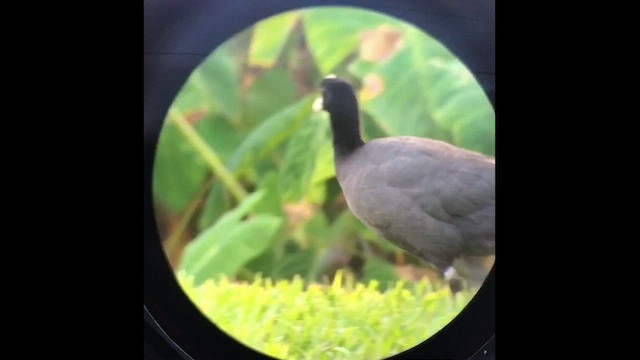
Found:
[274,246,318,279]
[306,139,335,205]
[361,27,445,138]
[196,182,229,232]
[241,172,289,277]
[425,60,495,154]
[154,42,242,213]
[248,12,299,68]
[302,7,397,74]
[197,44,241,122]
[185,215,282,285]
[153,120,208,212]
[227,96,315,174]
[194,112,244,162]
[180,191,283,285]
[279,112,329,201]
[243,68,296,127]
[360,111,389,141]
[170,75,211,115]
[451,108,495,155]
[302,210,331,247]
[324,210,364,249]
[184,191,267,264]
[362,24,494,155]
[252,171,284,217]
[170,37,246,116]
[153,110,242,214]
[310,139,335,184]
[198,96,314,229]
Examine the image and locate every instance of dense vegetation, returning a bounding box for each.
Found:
[152,6,494,359]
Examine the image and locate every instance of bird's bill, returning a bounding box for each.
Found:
[313,74,337,112]
[312,96,324,112]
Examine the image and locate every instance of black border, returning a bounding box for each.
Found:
[144,1,495,359]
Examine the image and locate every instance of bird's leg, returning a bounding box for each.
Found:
[443,266,459,281]
[425,255,464,293]
[443,266,466,294]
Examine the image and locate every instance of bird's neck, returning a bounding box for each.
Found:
[329,106,364,159]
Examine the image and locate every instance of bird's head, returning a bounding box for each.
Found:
[312,76,364,155]
[312,75,357,113]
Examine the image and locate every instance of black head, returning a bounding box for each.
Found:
[318,76,364,156]
[319,77,358,113]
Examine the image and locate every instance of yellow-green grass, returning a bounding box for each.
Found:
[178,271,476,359]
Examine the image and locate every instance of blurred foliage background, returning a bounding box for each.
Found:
[153,7,494,290]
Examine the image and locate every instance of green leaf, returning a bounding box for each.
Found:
[305,139,335,205]
[242,175,288,277]
[187,215,282,285]
[348,59,377,78]
[197,182,229,231]
[360,111,389,140]
[361,31,441,137]
[181,191,283,285]
[228,95,315,175]
[452,112,495,155]
[279,112,329,201]
[186,191,267,260]
[307,180,326,205]
[197,44,241,121]
[302,7,396,74]
[310,139,335,184]
[253,172,284,217]
[198,96,314,230]
[362,24,494,155]
[156,43,243,214]
[171,76,211,114]
[243,246,276,278]
[429,83,488,129]
[328,210,359,243]
[153,120,208,212]
[274,246,317,279]
[249,12,299,68]
[194,112,243,161]
[303,210,331,245]
[243,68,296,127]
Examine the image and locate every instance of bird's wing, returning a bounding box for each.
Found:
[367,137,495,246]
[335,137,495,266]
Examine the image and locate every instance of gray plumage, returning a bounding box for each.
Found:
[320,76,495,285]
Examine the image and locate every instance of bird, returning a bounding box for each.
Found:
[315,75,495,289]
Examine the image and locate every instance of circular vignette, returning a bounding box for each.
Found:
[145,2,493,360]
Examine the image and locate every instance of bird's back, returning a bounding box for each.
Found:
[335,136,495,271]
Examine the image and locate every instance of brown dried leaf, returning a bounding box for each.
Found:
[396,264,440,282]
[361,73,385,101]
[184,108,208,125]
[283,199,315,228]
[359,25,403,62]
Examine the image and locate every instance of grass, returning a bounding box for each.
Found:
[177,271,477,359]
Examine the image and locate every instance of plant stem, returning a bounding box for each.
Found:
[169,108,247,202]
[164,177,214,267]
